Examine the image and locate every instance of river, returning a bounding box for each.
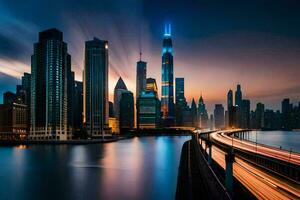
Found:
[246,131,300,153]
[0,136,190,200]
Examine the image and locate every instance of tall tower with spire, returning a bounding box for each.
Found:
[136,52,147,128]
[161,23,175,126]
[136,52,147,101]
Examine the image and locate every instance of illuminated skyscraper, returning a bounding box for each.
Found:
[30,28,71,140]
[175,78,184,105]
[137,78,160,129]
[146,78,158,95]
[161,24,174,126]
[84,37,109,137]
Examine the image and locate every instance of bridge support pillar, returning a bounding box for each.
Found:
[207,141,212,165]
[225,151,235,193]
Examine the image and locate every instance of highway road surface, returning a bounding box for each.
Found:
[203,142,300,200]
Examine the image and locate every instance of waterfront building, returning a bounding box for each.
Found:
[175,78,187,126]
[20,73,31,132]
[161,24,175,127]
[136,54,147,100]
[136,54,147,129]
[68,71,75,131]
[137,90,161,129]
[281,98,292,130]
[114,77,128,119]
[119,91,134,131]
[109,101,114,117]
[3,91,16,105]
[0,101,27,140]
[30,28,71,140]
[83,37,109,137]
[137,78,160,129]
[109,117,119,134]
[214,104,225,129]
[264,109,281,130]
[74,80,83,131]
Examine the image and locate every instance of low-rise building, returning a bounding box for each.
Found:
[0,102,27,140]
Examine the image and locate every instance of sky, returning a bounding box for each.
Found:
[0,0,300,113]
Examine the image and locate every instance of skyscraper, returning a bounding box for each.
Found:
[146,78,158,95]
[136,54,147,100]
[119,91,134,131]
[161,24,175,126]
[281,98,292,130]
[175,77,187,126]
[255,103,265,129]
[235,84,242,107]
[30,28,71,140]
[74,81,83,131]
[20,73,31,132]
[191,98,197,127]
[198,95,208,129]
[227,89,234,128]
[84,37,109,138]
[241,99,250,128]
[175,78,185,105]
[68,71,75,131]
[137,89,161,129]
[137,78,160,129]
[114,77,128,119]
[214,104,225,129]
[235,84,243,127]
[136,57,147,129]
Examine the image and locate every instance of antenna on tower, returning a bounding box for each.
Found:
[139,51,142,61]
[164,23,171,37]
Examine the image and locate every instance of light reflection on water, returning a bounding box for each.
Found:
[0,136,190,200]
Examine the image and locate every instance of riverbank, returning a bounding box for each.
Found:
[0,131,192,146]
[0,135,133,146]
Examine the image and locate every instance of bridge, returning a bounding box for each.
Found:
[176,129,300,200]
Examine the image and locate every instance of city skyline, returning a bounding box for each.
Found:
[1,1,300,112]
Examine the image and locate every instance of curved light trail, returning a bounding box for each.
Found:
[210,130,300,165]
[209,144,300,199]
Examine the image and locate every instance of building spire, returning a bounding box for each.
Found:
[139,51,142,61]
[164,23,171,37]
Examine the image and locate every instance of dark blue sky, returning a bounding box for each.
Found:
[1,0,300,112]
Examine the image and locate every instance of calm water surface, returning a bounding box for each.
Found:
[0,136,190,200]
[247,131,300,153]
